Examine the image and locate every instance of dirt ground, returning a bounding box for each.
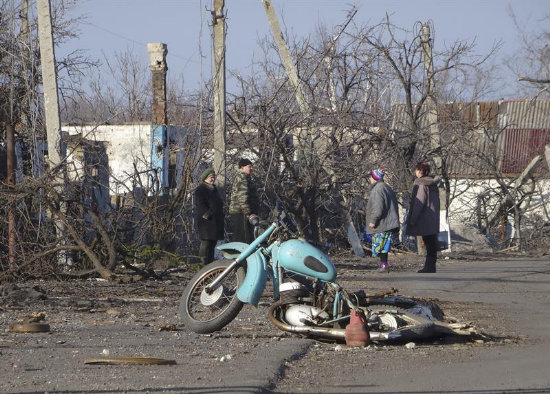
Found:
[0,252,544,393]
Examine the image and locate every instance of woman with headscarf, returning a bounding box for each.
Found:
[194,168,224,265]
[365,168,400,273]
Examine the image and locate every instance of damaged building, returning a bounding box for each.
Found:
[392,98,550,247]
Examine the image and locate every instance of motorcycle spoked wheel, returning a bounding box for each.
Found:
[179,259,246,334]
[366,303,436,341]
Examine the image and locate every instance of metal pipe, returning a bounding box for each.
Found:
[268,304,346,339]
[268,303,388,341]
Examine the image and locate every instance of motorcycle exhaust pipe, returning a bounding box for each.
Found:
[268,304,387,341]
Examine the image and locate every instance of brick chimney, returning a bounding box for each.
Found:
[147,43,168,125]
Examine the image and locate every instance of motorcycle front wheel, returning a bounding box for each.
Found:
[179,259,246,334]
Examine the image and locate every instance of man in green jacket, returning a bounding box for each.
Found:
[229,158,260,243]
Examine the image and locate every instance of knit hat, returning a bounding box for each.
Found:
[200,167,215,181]
[370,168,385,181]
[238,158,253,168]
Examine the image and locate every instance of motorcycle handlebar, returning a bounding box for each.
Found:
[276,209,298,236]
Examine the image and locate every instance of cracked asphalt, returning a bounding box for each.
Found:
[1,255,549,393]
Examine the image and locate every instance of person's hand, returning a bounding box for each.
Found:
[368,222,376,229]
[248,214,260,226]
[202,213,211,220]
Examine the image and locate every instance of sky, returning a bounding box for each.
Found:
[59,0,550,100]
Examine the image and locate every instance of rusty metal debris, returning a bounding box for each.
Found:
[9,322,50,333]
[10,311,50,333]
[157,323,178,331]
[84,357,177,365]
[23,311,47,322]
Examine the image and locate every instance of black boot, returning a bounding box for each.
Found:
[419,236,437,273]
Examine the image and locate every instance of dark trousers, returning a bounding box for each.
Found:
[230,213,253,243]
[198,239,217,265]
[422,233,438,269]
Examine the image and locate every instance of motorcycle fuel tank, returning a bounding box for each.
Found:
[277,239,336,282]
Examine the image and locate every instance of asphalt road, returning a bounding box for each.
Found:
[1,256,549,393]
[274,256,550,393]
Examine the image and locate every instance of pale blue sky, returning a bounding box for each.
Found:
[60,0,549,99]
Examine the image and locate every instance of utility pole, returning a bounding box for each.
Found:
[420,23,441,171]
[421,22,450,252]
[261,0,309,115]
[19,0,31,131]
[212,0,226,195]
[37,0,62,167]
[261,0,364,256]
[37,0,69,264]
[5,1,18,269]
[6,124,16,269]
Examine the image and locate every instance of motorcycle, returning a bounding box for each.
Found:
[179,208,458,343]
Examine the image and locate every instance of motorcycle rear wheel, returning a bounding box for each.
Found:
[366,303,435,341]
[180,259,246,334]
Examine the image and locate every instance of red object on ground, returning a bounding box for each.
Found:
[345,309,370,346]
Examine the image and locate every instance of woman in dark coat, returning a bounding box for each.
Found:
[405,161,441,273]
[194,168,224,265]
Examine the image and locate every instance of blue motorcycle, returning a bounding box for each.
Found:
[180,209,442,343]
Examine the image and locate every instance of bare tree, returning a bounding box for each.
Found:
[222,13,498,248]
[507,10,550,98]
[1,3,205,280]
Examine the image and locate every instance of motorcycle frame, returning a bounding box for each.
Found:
[206,223,277,294]
[211,221,352,322]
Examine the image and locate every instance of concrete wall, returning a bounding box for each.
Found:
[65,124,152,195]
[64,124,194,196]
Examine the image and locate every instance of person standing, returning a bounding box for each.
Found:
[405,161,441,273]
[194,168,224,266]
[229,158,260,243]
[364,168,400,273]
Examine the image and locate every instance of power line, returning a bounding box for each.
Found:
[80,20,202,68]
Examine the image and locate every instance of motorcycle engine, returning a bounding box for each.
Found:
[283,304,329,326]
[279,281,328,326]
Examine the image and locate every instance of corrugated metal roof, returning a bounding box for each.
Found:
[390,99,550,177]
[498,100,550,129]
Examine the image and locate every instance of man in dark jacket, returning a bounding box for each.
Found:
[365,168,400,273]
[405,161,441,273]
[194,168,224,265]
[229,158,260,243]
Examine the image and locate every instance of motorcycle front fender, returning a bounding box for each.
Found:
[218,242,268,307]
[217,242,250,259]
[236,252,267,307]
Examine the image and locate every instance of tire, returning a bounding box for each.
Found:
[179,259,246,334]
[366,303,435,341]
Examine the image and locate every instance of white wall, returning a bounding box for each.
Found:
[64,124,193,197]
[65,124,152,195]
[447,178,550,238]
